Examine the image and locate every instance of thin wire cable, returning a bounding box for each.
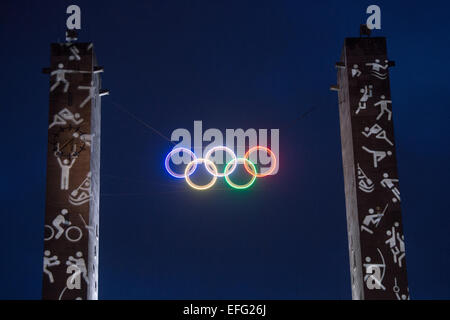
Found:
[287,104,323,128]
[100,187,231,197]
[102,100,181,194]
[109,99,175,145]
[103,99,329,197]
[102,173,177,186]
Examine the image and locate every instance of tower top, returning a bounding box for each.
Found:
[360,24,372,37]
[65,29,78,43]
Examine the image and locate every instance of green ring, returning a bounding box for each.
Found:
[224,158,257,190]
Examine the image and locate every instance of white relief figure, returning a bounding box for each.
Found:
[66,265,80,289]
[48,108,83,129]
[66,252,89,289]
[50,63,76,92]
[365,59,389,79]
[68,45,80,61]
[69,172,91,206]
[362,146,392,168]
[385,222,406,267]
[363,249,386,290]
[43,250,60,283]
[351,64,362,78]
[355,85,373,114]
[393,278,409,300]
[374,95,392,121]
[77,81,96,108]
[50,62,91,92]
[73,132,92,147]
[52,209,71,239]
[361,204,388,234]
[55,150,78,190]
[362,124,393,146]
[60,41,81,60]
[380,172,401,203]
[357,163,374,193]
[44,208,82,242]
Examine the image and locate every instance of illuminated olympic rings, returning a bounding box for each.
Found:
[224,158,257,189]
[204,146,237,177]
[185,158,218,190]
[164,145,276,190]
[244,146,277,177]
[165,147,197,178]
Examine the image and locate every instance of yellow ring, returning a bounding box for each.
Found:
[184,158,218,190]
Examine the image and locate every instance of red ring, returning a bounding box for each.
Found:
[244,146,277,177]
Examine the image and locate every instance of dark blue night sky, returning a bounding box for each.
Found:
[1,1,449,299]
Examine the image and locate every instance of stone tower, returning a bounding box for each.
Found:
[42,33,108,300]
[333,36,409,300]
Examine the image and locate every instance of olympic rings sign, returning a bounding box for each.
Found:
[164,145,277,190]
